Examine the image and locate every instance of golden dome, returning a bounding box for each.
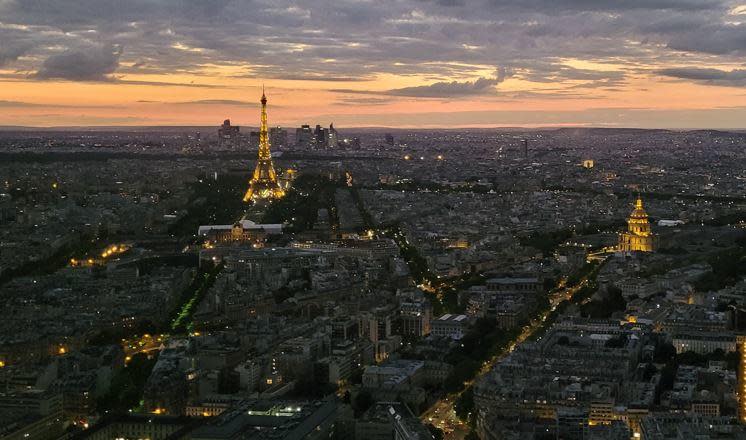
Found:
[629,196,648,219]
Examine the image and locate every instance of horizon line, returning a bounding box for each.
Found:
[1,124,745,132]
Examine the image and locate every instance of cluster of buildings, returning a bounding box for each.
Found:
[1,117,746,440]
[217,119,353,151]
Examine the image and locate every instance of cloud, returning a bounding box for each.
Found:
[496,0,724,12]
[116,79,226,88]
[134,99,286,108]
[666,24,746,55]
[377,67,513,98]
[334,97,392,106]
[0,100,50,108]
[172,99,257,106]
[0,100,116,108]
[659,67,746,86]
[0,0,742,103]
[241,70,370,82]
[35,44,122,81]
[0,40,31,66]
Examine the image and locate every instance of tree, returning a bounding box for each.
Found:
[353,390,374,416]
[580,284,625,319]
[444,360,480,393]
[426,424,445,440]
[455,387,475,422]
[465,431,481,440]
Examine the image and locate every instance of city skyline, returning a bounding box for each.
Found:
[2,0,746,128]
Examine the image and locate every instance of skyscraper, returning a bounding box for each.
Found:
[384,133,394,146]
[269,126,287,149]
[327,123,338,149]
[314,124,328,149]
[248,130,260,149]
[296,125,313,149]
[243,90,285,203]
[218,119,241,149]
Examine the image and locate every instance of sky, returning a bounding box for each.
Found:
[1,0,746,128]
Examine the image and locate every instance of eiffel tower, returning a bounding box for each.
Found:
[243,89,285,203]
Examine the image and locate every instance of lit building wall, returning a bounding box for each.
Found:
[738,336,746,423]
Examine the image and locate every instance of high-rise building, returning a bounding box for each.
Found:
[295,125,313,148]
[243,90,285,203]
[269,126,287,149]
[327,123,339,149]
[248,130,260,149]
[384,133,394,146]
[618,196,657,252]
[314,124,328,149]
[218,119,241,149]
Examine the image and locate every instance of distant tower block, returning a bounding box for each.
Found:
[243,89,286,203]
[618,195,657,252]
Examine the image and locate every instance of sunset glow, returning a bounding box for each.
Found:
[2,0,746,128]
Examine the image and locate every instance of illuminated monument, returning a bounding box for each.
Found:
[618,195,656,252]
[243,89,285,203]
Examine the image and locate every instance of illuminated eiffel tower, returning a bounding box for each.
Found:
[243,89,285,203]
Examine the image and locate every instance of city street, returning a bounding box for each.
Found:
[419,270,600,439]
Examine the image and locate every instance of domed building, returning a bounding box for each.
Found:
[618,196,657,252]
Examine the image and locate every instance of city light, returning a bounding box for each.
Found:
[740,340,746,423]
[2,3,745,437]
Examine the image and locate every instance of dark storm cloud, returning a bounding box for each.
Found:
[659,67,746,86]
[35,44,122,81]
[0,0,742,89]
